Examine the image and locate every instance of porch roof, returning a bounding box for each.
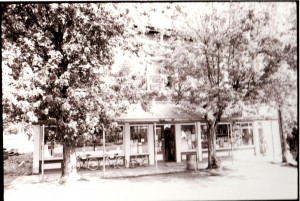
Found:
[116,102,278,123]
[117,102,202,123]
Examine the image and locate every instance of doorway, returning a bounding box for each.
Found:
[155,124,176,162]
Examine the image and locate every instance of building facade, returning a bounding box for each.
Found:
[32,102,282,174]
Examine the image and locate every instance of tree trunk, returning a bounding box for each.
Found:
[207,122,221,169]
[278,108,288,163]
[61,143,78,182]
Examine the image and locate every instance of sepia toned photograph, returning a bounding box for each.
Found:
[2,2,298,200]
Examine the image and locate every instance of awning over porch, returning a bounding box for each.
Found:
[117,101,202,122]
[116,101,278,123]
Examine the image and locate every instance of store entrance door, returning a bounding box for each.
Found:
[163,125,176,162]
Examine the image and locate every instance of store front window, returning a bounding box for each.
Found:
[201,122,254,149]
[200,123,231,149]
[75,126,124,155]
[43,126,63,158]
[181,125,196,151]
[103,126,124,153]
[236,122,254,146]
[130,125,148,154]
[216,124,231,148]
[200,124,208,149]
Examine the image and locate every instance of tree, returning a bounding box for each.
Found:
[254,3,297,163]
[2,3,146,181]
[159,2,295,168]
[263,63,297,163]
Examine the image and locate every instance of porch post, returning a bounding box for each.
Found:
[154,123,157,172]
[175,124,181,163]
[196,122,202,162]
[252,121,260,156]
[32,125,41,174]
[124,123,130,167]
[41,125,45,180]
[148,124,154,165]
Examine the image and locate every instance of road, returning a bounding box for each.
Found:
[4,160,298,201]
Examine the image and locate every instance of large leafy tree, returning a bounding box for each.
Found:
[2,3,146,180]
[160,3,296,168]
[263,64,297,163]
[257,3,297,163]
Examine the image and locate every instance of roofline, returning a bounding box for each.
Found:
[116,117,278,124]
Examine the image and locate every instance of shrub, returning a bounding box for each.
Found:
[3,153,33,176]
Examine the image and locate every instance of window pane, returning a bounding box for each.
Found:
[130,126,148,154]
[44,126,63,158]
[104,126,124,153]
[201,125,208,149]
[242,128,253,145]
[233,122,254,147]
[216,124,230,148]
[75,126,124,155]
[106,126,123,145]
[156,127,163,154]
[181,125,196,151]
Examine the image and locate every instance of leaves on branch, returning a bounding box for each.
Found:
[2,3,147,145]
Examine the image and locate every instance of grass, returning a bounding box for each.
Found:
[4,153,33,177]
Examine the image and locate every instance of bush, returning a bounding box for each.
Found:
[3,153,33,176]
[287,126,298,161]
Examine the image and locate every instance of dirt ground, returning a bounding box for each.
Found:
[3,153,33,188]
[4,158,298,201]
[4,175,19,188]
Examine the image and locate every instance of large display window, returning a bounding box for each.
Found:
[201,122,254,149]
[75,126,124,155]
[43,126,63,158]
[200,123,231,149]
[234,122,254,146]
[130,125,148,154]
[216,123,231,148]
[181,124,196,151]
[200,124,208,149]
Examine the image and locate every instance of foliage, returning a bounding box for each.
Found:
[263,63,297,135]
[158,2,296,168]
[253,3,297,162]
[2,3,149,179]
[3,4,140,143]
[287,126,298,148]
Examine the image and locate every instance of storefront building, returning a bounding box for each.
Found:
[32,102,282,174]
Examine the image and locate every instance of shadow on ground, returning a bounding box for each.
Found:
[112,167,247,185]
